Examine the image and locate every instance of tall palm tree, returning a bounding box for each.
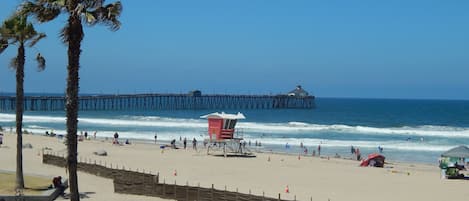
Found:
[21,1,122,200]
[0,14,46,190]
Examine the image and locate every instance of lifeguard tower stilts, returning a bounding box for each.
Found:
[200,112,252,157]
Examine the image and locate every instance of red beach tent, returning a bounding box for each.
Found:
[360,153,385,167]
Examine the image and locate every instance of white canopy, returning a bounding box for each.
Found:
[200,112,246,120]
[441,145,469,158]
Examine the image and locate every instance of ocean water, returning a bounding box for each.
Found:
[1,97,468,165]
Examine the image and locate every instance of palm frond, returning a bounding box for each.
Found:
[23,22,38,40]
[1,16,20,39]
[82,0,105,9]
[36,53,46,71]
[28,33,46,47]
[86,1,122,31]
[0,39,8,54]
[59,17,84,44]
[20,1,62,23]
[59,23,69,44]
[9,56,19,70]
[84,11,97,25]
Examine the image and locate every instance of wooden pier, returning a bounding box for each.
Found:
[0,93,315,111]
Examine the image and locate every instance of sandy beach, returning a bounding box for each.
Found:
[1,132,468,201]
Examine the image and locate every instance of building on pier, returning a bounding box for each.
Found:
[287,85,309,97]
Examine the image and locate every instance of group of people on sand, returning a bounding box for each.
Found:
[168,137,198,150]
[286,142,323,157]
[351,145,361,161]
[112,132,131,145]
[246,140,261,147]
[77,130,97,141]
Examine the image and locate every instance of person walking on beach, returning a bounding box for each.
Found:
[79,131,84,141]
[192,138,197,150]
[183,137,187,149]
[378,146,383,153]
[0,133,3,148]
[356,148,361,160]
[351,145,355,154]
[318,145,321,156]
[84,131,88,140]
[113,132,119,144]
[93,131,97,139]
[154,133,157,144]
[171,139,176,149]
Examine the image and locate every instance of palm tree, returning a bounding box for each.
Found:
[21,1,122,200]
[0,14,46,190]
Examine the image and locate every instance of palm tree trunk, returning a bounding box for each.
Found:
[66,7,83,201]
[15,42,25,190]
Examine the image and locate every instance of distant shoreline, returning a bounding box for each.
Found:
[2,130,438,167]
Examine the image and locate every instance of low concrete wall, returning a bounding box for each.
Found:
[0,187,62,201]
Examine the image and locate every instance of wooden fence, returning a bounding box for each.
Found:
[42,152,297,201]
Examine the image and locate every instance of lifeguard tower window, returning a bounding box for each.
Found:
[223,119,237,129]
[230,120,237,129]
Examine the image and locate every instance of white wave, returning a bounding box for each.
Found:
[249,137,453,152]
[0,113,65,123]
[238,122,469,138]
[27,125,49,129]
[78,117,205,128]
[22,127,205,143]
[2,113,469,139]
[17,125,457,152]
[288,122,309,127]
[0,113,206,128]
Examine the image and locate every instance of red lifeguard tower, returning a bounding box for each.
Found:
[200,112,251,156]
[200,112,245,141]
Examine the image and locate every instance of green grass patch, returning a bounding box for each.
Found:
[0,172,51,195]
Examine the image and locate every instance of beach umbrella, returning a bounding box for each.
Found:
[441,145,469,158]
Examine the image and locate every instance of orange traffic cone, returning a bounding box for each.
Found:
[173,169,177,176]
[285,185,289,193]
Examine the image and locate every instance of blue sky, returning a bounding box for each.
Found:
[1,0,469,100]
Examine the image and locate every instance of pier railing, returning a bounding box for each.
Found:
[0,93,314,111]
